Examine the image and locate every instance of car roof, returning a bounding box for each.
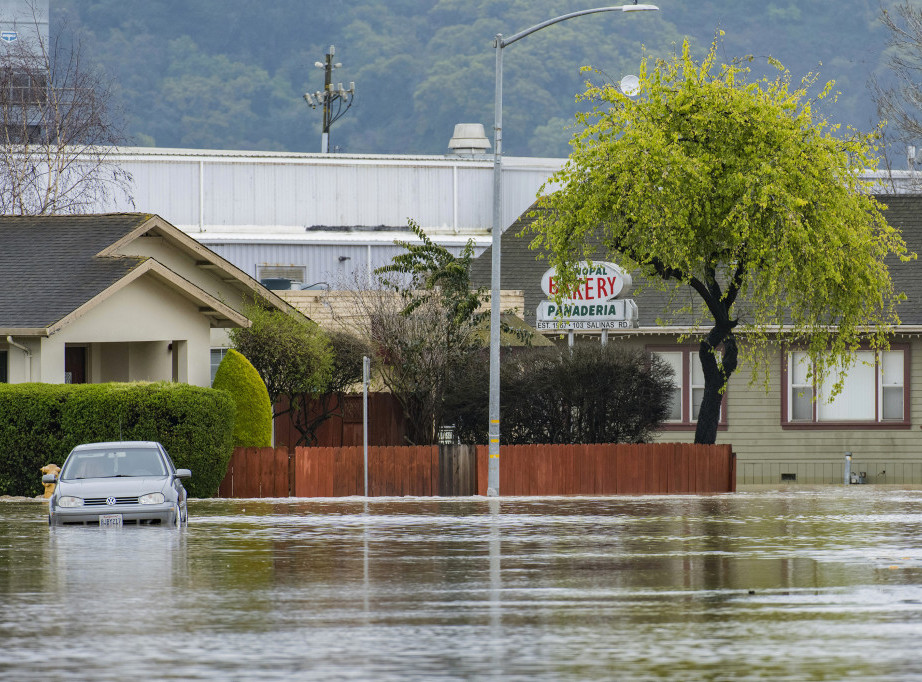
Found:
[71,441,163,451]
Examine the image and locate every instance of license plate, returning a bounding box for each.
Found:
[99,514,122,528]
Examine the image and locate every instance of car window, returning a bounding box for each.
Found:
[160,446,178,472]
[61,448,167,479]
[62,453,114,479]
[117,448,167,476]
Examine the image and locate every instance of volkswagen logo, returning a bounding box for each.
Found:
[106,496,116,506]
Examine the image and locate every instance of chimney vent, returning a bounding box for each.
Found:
[447,123,491,156]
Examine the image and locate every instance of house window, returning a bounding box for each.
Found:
[650,347,727,429]
[210,348,229,385]
[656,352,684,421]
[783,347,909,427]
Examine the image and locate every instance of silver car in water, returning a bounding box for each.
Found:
[45,441,191,527]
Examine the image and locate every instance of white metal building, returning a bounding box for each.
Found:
[98,145,566,289]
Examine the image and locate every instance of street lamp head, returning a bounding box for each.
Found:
[620,74,641,96]
[623,4,659,11]
[314,61,324,68]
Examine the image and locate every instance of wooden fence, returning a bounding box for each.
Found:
[218,444,477,498]
[273,393,406,449]
[217,443,735,497]
[217,447,292,498]
[475,443,736,495]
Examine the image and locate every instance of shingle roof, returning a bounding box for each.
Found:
[877,195,922,325]
[0,214,153,329]
[470,195,922,328]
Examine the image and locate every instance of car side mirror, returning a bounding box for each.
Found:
[174,469,192,480]
[42,473,57,484]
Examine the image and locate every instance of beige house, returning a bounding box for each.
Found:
[0,213,297,387]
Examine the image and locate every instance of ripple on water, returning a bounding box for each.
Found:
[2,490,922,680]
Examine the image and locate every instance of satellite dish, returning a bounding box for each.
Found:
[620,74,640,97]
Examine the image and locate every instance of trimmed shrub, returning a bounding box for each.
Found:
[212,349,272,447]
[445,344,674,445]
[0,382,235,498]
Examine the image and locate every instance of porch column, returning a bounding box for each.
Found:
[39,336,65,383]
[172,340,189,383]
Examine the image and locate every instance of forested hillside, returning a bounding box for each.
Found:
[54,1,899,158]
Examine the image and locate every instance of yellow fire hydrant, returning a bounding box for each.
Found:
[41,464,60,498]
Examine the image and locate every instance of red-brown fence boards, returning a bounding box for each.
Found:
[472,443,735,496]
[217,443,735,498]
[274,393,406,449]
[218,447,289,498]
[437,445,476,496]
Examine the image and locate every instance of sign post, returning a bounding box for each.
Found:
[363,355,370,497]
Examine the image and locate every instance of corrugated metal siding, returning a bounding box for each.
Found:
[125,160,200,226]
[205,242,480,287]
[103,148,561,233]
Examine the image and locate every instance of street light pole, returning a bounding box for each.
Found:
[487,4,659,497]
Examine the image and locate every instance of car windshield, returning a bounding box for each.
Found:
[61,448,167,480]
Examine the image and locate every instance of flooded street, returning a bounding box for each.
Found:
[2,489,922,680]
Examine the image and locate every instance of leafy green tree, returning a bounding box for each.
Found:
[531,38,913,444]
[212,349,273,447]
[229,304,333,446]
[160,36,294,150]
[377,218,488,336]
[58,0,887,156]
[301,330,372,445]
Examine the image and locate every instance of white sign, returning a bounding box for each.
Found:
[537,299,638,322]
[536,260,639,331]
[540,261,632,303]
[1,31,17,43]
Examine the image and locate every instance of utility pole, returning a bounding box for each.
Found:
[304,45,355,153]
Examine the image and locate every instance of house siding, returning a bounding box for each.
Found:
[631,337,922,484]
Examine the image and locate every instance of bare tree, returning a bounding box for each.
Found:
[364,290,482,446]
[0,6,131,214]
[874,2,922,187]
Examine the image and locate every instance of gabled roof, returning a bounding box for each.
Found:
[0,213,297,335]
[96,213,298,317]
[470,195,922,331]
[0,214,148,332]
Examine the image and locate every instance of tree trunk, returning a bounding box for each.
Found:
[694,330,738,444]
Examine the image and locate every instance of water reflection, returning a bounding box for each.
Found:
[0,489,921,679]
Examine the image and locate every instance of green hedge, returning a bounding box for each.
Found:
[212,349,272,447]
[0,382,236,498]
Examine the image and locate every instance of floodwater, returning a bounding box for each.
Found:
[2,489,922,681]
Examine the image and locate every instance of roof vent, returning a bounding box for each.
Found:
[447,123,491,157]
